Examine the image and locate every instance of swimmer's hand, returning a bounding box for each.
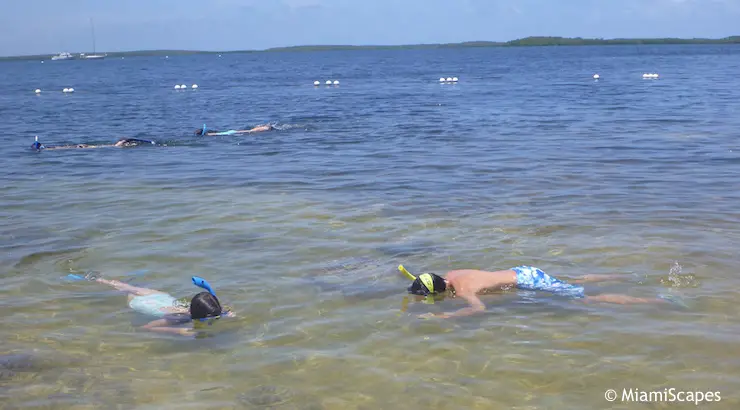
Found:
[418,312,451,319]
[141,319,194,336]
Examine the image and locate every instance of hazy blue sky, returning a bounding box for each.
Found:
[1,0,738,56]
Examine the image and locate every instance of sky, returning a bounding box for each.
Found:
[1,0,739,56]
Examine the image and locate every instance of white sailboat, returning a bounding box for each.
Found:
[81,18,106,60]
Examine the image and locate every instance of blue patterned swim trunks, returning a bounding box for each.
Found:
[512,266,585,299]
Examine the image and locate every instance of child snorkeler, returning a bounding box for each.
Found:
[76,273,234,336]
[399,265,686,319]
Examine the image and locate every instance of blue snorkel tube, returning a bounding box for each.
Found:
[31,136,44,151]
[192,276,216,297]
[202,124,207,136]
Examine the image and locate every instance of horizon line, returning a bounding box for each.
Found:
[2,35,739,60]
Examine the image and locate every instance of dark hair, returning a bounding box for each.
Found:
[195,128,204,136]
[190,292,222,319]
[407,273,446,296]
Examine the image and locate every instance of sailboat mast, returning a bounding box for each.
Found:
[90,18,96,54]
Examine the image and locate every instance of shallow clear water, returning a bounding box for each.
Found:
[1,45,740,409]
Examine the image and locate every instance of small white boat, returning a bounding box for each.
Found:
[51,52,75,61]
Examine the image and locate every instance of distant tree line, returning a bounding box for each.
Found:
[3,36,739,61]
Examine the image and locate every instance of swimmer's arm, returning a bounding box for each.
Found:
[141,319,194,336]
[433,293,486,319]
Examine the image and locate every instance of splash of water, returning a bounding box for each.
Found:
[270,122,303,131]
[660,261,699,288]
[669,261,682,277]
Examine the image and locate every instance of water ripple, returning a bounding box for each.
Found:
[1,45,740,409]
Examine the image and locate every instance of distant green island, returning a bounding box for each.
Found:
[3,36,739,61]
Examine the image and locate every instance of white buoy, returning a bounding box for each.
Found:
[35,89,41,94]
[68,88,74,93]
[192,84,198,89]
[333,80,339,85]
[446,77,453,82]
[452,77,459,82]
[174,85,181,90]
[218,55,222,58]
[165,56,169,59]
[62,88,70,93]
[652,73,660,79]
[313,81,320,86]
[325,80,332,85]
[593,74,600,80]
[180,84,187,89]
[439,77,445,82]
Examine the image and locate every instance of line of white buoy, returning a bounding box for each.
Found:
[589,73,661,80]
[34,72,665,95]
[439,77,459,83]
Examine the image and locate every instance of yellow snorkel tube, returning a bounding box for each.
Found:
[399,264,436,304]
[399,264,416,281]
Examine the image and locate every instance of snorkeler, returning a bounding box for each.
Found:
[195,123,274,136]
[400,265,686,319]
[31,136,156,151]
[75,272,233,336]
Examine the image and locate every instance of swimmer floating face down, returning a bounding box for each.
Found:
[74,273,233,336]
[31,137,155,150]
[399,264,689,320]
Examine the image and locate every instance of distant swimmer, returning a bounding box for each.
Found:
[195,123,274,136]
[31,136,157,151]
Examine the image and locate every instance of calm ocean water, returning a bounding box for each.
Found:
[1,45,740,409]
